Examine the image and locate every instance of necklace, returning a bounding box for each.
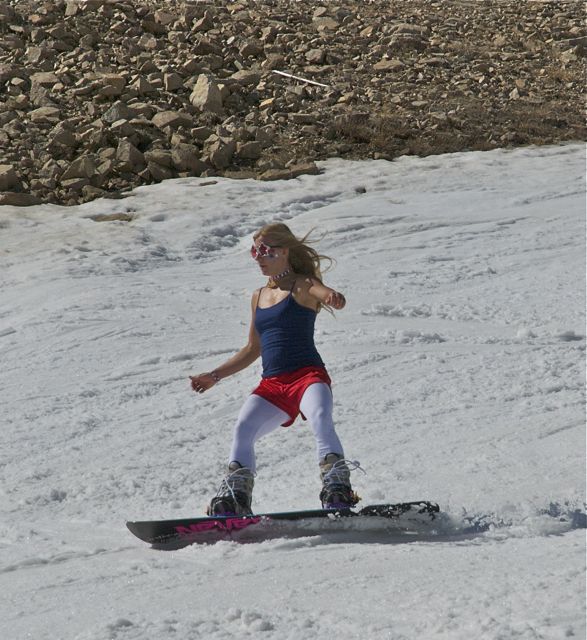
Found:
[269,268,291,287]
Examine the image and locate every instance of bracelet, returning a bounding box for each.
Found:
[210,371,221,383]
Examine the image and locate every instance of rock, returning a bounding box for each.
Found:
[171,144,207,173]
[29,107,61,123]
[0,192,42,206]
[240,40,264,58]
[131,76,156,95]
[138,33,158,51]
[27,46,54,65]
[260,26,278,43]
[110,119,136,138]
[223,169,257,180]
[97,73,126,97]
[163,73,184,91]
[147,162,175,181]
[305,49,326,65]
[61,155,96,181]
[40,159,63,181]
[231,70,262,86]
[81,185,106,200]
[207,139,236,170]
[289,113,321,125]
[192,37,222,57]
[189,74,224,116]
[96,159,115,182]
[116,140,146,173]
[129,103,157,119]
[151,110,193,130]
[373,59,405,72]
[0,165,19,190]
[312,17,339,31]
[29,71,59,106]
[144,150,174,167]
[30,71,59,89]
[102,102,136,124]
[61,177,90,191]
[313,7,329,18]
[0,63,21,84]
[263,53,286,69]
[388,24,429,52]
[0,0,582,205]
[154,10,176,26]
[258,168,292,181]
[289,161,320,178]
[236,140,263,160]
[91,213,134,222]
[48,124,77,148]
[193,12,214,32]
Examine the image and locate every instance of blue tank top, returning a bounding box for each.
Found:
[255,285,324,377]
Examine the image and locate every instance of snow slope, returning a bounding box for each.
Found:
[1,143,585,639]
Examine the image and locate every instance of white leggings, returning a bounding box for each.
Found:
[229,383,344,472]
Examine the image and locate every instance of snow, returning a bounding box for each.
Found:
[1,143,585,639]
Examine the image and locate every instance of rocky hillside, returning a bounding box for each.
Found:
[0,0,585,206]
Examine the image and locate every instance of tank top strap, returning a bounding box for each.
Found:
[256,281,295,308]
[255,287,265,309]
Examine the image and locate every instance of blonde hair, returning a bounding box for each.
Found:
[254,223,334,311]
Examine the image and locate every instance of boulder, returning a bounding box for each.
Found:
[0,0,582,206]
[231,70,262,86]
[97,74,126,97]
[163,73,184,91]
[61,155,97,181]
[207,139,236,170]
[116,140,146,173]
[258,168,292,181]
[144,150,174,167]
[240,40,264,58]
[29,106,61,123]
[373,59,405,72]
[147,162,175,181]
[0,192,42,206]
[171,144,207,173]
[151,111,193,130]
[236,141,263,160]
[102,102,137,124]
[48,125,78,148]
[30,72,59,90]
[189,75,224,116]
[0,165,19,190]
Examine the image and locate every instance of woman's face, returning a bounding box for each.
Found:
[251,236,289,277]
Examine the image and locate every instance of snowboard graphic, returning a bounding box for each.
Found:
[127,501,441,546]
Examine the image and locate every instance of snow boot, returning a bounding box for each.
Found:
[319,453,360,509]
[208,461,254,516]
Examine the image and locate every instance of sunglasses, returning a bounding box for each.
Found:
[250,242,281,260]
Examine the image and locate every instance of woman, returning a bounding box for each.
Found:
[190,222,358,515]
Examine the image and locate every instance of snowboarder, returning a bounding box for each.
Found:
[190,222,358,515]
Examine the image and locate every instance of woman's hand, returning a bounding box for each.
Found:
[325,290,346,310]
[190,373,218,394]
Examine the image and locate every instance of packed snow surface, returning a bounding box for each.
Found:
[1,143,585,639]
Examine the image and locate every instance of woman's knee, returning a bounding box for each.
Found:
[308,404,333,426]
[233,416,259,445]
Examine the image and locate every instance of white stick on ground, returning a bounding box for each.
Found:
[271,70,330,88]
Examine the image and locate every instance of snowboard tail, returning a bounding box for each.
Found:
[126,501,440,546]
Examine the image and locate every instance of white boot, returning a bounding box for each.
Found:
[208,461,254,515]
[319,453,360,509]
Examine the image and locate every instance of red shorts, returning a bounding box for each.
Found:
[252,365,332,427]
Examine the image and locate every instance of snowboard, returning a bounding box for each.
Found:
[126,501,440,547]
